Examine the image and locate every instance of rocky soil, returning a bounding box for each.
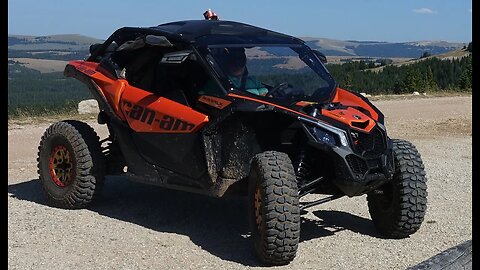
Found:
[8,95,472,270]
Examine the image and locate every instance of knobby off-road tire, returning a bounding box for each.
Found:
[248,151,300,265]
[367,139,427,238]
[37,120,106,209]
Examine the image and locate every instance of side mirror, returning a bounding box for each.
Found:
[313,50,327,64]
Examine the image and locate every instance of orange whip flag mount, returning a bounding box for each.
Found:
[203,9,219,20]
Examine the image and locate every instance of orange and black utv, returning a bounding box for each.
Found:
[37,18,427,265]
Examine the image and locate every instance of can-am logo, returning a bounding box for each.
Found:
[122,101,195,131]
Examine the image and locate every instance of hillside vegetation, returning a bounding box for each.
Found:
[301,38,463,57]
[8,34,102,51]
[8,61,92,117]
[8,58,68,73]
[8,34,101,61]
[326,51,472,94]
[8,34,464,60]
[369,48,471,72]
[7,34,471,117]
[8,52,471,117]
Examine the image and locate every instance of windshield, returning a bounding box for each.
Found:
[198,44,337,102]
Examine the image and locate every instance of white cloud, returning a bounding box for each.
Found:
[413,8,437,14]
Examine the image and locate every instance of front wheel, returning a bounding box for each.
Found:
[367,139,428,238]
[248,151,300,265]
[37,120,106,209]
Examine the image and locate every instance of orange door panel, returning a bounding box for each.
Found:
[120,84,209,133]
[69,61,128,121]
[69,60,209,133]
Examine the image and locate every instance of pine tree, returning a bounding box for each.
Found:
[404,68,421,92]
[343,73,353,89]
[424,67,438,90]
[420,51,431,58]
[458,57,472,90]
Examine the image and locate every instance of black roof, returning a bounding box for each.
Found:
[89,20,304,61]
[109,20,303,45]
[154,20,301,42]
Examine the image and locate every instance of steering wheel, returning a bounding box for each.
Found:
[267,82,289,97]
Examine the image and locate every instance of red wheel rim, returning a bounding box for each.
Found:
[49,145,74,187]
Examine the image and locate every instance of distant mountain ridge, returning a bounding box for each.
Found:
[8,34,466,59]
[8,34,103,51]
[300,37,465,58]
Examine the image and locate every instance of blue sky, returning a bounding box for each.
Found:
[8,0,472,42]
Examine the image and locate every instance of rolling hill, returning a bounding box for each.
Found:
[8,34,103,51]
[299,38,464,58]
[8,34,103,62]
[7,34,467,73]
[9,34,465,57]
[368,48,471,72]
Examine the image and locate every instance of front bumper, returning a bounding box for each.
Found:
[330,142,394,196]
[307,132,395,197]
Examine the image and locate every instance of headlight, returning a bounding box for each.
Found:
[300,116,349,147]
[310,127,336,146]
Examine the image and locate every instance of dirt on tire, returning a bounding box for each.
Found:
[37,120,106,209]
[248,151,300,265]
[367,139,428,238]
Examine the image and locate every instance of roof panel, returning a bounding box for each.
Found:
[150,20,302,43]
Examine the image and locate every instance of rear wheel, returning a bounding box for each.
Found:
[367,139,427,238]
[248,151,300,265]
[37,120,106,209]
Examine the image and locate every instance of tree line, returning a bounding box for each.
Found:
[325,54,472,94]
[8,62,92,116]
[7,53,472,117]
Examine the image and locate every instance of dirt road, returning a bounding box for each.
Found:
[8,96,472,269]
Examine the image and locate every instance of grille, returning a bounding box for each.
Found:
[346,154,368,177]
[353,127,386,158]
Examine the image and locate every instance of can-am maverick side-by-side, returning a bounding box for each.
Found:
[37,16,427,265]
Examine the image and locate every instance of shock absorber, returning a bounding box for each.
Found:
[294,148,311,188]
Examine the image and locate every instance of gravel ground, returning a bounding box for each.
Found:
[8,96,472,269]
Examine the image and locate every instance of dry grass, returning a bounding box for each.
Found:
[368,49,471,73]
[8,112,97,127]
[368,91,471,101]
[10,57,68,73]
